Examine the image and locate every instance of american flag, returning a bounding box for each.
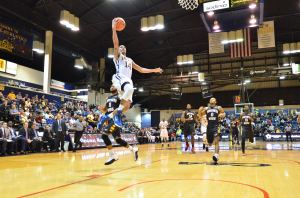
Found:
[230,28,252,58]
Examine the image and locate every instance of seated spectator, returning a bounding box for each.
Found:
[8,121,19,154]
[25,98,32,110]
[42,125,55,151]
[0,100,10,122]
[16,92,23,100]
[18,122,31,154]
[2,122,16,155]
[29,122,42,152]
[0,122,8,156]
[10,104,20,116]
[0,91,4,101]
[7,91,16,101]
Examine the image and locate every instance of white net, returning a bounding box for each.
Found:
[178,0,199,10]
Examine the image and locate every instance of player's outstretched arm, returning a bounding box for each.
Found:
[112,19,119,59]
[132,62,163,74]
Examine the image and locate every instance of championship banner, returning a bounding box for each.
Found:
[51,79,65,89]
[0,20,33,58]
[257,21,275,49]
[208,32,224,54]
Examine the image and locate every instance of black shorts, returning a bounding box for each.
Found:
[104,122,121,138]
[232,129,239,138]
[184,123,195,136]
[207,127,220,144]
[241,126,253,142]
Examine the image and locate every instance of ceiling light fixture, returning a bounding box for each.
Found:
[207,11,214,16]
[249,3,257,9]
[249,15,257,25]
[213,20,220,30]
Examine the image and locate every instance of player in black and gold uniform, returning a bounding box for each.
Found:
[181,104,198,153]
[98,86,138,165]
[230,118,240,146]
[239,105,254,155]
[199,98,225,164]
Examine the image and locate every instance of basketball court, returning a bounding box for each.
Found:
[0,0,300,198]
[1,142,299,198]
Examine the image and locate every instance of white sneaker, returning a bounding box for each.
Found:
[132,146,139,161]
[212,153,219,164]
[104,153,118,165]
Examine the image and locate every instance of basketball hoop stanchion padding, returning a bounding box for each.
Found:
[178,0,199,10]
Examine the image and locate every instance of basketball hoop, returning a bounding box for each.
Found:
[178,0,199,10]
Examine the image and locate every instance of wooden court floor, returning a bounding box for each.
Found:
[0,141,300,198]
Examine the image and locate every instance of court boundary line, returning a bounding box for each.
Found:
[118,178,269,198]
[16,159,162,198]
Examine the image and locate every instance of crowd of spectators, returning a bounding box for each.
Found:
[0,90,107,156]
[1,89,300,156]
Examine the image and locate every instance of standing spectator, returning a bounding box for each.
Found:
[18,122,31,154]
[52,113,67,152]
[285,123,293,143]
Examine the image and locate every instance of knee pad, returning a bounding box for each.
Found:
[101,134,112,146]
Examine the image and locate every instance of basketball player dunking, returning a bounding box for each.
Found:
[97,18,163,129]
[99,86,138,165]
[239,105,254,155]
[181,104,198,153]
[199,98,225,164]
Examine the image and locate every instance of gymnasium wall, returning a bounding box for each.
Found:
[125,106,142,128]
[0,64,43,85]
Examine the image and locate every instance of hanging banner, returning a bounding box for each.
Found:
[257,21,275,49]
[0,58,6,72]
[208,32,224,54]
[51,79,65,89]
[0,19,33,58]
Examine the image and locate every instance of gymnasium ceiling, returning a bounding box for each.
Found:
[0,0,300,88]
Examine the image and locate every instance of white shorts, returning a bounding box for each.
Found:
[201,126,207,133]
[160,129,168,138]
[112,74,134,102]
